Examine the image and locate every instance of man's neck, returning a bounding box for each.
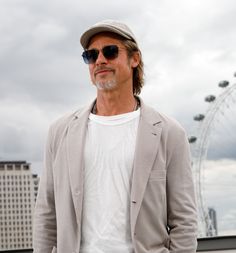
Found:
[95,90,137,116]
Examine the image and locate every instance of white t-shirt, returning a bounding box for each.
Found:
[80,109,140,253]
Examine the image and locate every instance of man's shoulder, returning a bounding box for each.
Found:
[49,104,91,134]
[142,102,185,133]
[50,110,78,131]
[143,105,189,148]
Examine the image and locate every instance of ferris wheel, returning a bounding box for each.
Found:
[189,72,236,237]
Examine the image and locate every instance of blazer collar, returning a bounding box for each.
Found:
[66,102,93,224]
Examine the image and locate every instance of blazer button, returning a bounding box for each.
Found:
[74,189,80,196]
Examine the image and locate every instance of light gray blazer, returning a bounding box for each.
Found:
[33,99,198,253]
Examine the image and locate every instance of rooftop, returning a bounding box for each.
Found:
[0,161,28,165]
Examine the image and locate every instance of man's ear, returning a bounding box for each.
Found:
[131,51,140,68]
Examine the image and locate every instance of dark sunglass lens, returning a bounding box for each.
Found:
[82,49,98,64]
[103,45,118,60]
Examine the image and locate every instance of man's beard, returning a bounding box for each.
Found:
[95,79,117,91]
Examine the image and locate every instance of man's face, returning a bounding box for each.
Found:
[87,33,138,92]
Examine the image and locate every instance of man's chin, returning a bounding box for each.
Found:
[95,81,117,91]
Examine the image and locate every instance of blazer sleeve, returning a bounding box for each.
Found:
[33,125,57,253]
[166,125,198,253]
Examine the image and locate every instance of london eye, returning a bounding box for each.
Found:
[189,73,236,237]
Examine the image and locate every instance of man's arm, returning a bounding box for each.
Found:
[166,127,198,253]
[33,126,57,253]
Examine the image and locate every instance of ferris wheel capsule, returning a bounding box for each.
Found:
[205,95,216,102]
[218,80,229,88]
[188,136,197,143]
[194,114,205,121]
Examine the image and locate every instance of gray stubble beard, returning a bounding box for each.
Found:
[95,80,117,91]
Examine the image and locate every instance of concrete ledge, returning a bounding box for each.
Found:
[1,236,236,253]
[197,235,236,251]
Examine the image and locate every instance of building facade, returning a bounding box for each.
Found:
[207,207,218,236]
[0,161,39,250]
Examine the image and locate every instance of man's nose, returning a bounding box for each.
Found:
[95,51,108,65]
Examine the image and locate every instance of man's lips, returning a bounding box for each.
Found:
[95,68,114,76]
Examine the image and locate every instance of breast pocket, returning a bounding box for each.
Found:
[149,169,166,181]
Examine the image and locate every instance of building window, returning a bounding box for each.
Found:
[23,165,29,170]
[7,165,13,170]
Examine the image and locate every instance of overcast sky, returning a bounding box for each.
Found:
[0,0,236,236]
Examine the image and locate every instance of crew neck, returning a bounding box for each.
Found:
[89,108,140,126]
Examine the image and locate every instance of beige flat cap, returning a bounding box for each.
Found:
[80,19,137,49]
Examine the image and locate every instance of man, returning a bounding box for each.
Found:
[33,20,198,253]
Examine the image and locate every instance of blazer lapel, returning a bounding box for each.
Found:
[130,102,163,236]
[66,103,94,225]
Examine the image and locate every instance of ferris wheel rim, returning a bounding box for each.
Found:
[192,81,236,236]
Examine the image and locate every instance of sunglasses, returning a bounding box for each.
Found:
[82,45,120,64]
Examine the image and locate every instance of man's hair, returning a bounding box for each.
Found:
[121,39,144,95]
